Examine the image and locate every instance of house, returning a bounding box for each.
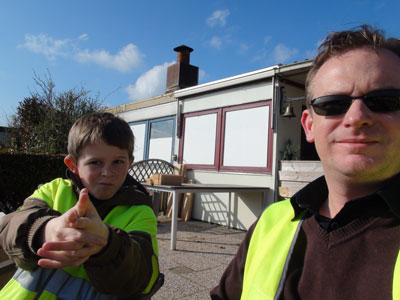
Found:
[108,46,320,230]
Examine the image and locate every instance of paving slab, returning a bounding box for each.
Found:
[154,220,246,299]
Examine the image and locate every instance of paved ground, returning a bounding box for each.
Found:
[153,220,246,300]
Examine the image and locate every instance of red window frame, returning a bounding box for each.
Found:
[179,100,273,173]
[179,108,222,170]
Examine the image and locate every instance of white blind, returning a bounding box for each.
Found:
[223,105,269,167]
[183,113,217,165]
[130,123,146,162]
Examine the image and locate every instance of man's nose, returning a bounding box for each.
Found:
[343,99,374,129]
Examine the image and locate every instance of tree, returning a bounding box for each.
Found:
[10,71,106,154]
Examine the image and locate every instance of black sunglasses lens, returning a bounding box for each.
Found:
[365,95,400,112]
[311,91,400,116]
[311,97,351,116]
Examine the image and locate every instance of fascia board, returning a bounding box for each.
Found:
[174,66,278,99]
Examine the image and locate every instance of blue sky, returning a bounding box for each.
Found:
[1,0,399,126]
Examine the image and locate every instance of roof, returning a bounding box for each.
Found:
[107,59,313,113]
[174,59,313,99]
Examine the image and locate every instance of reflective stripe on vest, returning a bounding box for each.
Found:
[13,267,115,300]
[240,199,400,300]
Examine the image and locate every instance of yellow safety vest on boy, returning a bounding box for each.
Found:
[0,178,159,300]
[240,199,400,300]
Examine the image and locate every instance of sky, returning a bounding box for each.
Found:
[1,0,399,126]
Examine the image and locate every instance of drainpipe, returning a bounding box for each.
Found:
[174,97,183,163]
[272,67,281,203]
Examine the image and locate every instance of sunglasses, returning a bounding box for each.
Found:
[310,89,400,116]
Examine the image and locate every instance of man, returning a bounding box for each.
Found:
[210,25,400,300]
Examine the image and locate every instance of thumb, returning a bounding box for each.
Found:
[77,188,90,217]
[78,188,99,219]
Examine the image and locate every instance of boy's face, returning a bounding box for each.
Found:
[65,141,133,200]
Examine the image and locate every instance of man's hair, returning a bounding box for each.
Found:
[67,112,134,161]
[306,24,400,105]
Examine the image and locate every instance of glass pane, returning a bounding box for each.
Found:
[223,106,269,167]
[183,113,217,165]
[130,123,146,162]
[148,119,174,161]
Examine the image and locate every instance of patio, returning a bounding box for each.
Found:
[154,220,246,300]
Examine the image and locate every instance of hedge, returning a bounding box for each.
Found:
[0,153,66,213]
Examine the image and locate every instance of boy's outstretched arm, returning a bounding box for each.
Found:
[37,189,108,269]
[0,197,62,270]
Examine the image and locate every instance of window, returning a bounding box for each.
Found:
[130,123,146,161]
[130,116,175,162]
[181,110,220,168]
[179,101,272,173]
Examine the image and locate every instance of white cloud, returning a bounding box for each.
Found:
[237,43,249,55]
[79,33,89,41]
[206,9,230,27]
[264,36,272,45]
[209,36,223,49]
[272,44,299,64]
[125,61,174,100]
[75,44,143,73]
[21,33,71,60]
[20,33,143,73]
[252,49,268,63]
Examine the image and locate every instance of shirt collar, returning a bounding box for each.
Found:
[290,172,400,219]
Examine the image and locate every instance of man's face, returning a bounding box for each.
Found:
[302,48,400,183]
[73,141,132,200]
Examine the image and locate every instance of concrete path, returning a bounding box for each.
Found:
[153,220,246,300]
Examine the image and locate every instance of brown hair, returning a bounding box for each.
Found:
[67,112,134,161]
[306,24,400,105]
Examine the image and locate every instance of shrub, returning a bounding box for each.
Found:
[0,153,65,213]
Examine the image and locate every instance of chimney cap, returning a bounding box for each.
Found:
[173,45,193,53]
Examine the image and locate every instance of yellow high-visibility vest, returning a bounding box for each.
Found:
[241,199,400,300]
[0,178,159,300]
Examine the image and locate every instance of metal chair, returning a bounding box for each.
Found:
[129,159,175,183]
[129,159,176,217]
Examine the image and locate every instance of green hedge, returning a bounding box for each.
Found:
[0,153,66,213]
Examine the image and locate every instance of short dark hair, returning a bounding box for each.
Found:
[67,112,134,161]
[306,25,400,105]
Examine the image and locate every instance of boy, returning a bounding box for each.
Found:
[0,112,161,299]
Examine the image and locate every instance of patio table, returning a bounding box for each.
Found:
[142,183,269,250]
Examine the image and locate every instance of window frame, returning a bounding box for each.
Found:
[130,115,176,163]
[179,100,273,173]
[179,108,222,170]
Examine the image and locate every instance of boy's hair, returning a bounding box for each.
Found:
[306,24,400,106]
[67,112,134,161]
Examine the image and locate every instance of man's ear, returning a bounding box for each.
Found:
[64,156,79,175]
[301,109,315,143]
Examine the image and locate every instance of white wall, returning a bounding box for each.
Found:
[175,79,277,230]
[186,170,275,230]
[115,70,308,230]
[276,83,306,161]
[181,80,273,114]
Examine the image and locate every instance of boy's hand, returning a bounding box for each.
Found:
[38,189,109,268]
[69,189,109,240]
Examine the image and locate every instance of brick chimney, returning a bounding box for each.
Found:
[166,45,199,92]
